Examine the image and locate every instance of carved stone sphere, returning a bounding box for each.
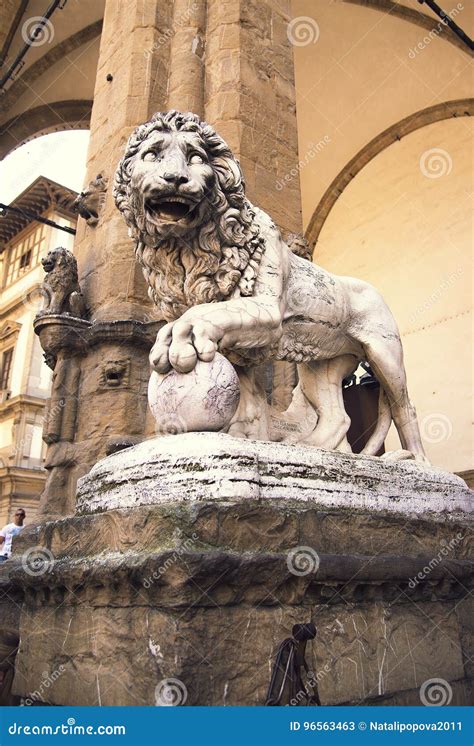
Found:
[148,352,240,434]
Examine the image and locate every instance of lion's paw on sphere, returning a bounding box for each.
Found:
[148,352,240,434]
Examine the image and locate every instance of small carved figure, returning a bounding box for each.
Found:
[74,173,108,226]
[38,247,86,318]
[266,623,320,706]
[114,110,427,462]
[99,359,130,388]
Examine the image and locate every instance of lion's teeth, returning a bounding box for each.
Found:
[147,196,191,206]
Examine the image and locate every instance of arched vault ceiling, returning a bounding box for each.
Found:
[0,20,102,120]
[306,98,473,246]
[0,99,92,160]
[344,0,473,54]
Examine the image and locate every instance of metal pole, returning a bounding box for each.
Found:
[0,203,76,236]
[417,0,474,51]
[0,0,68,92]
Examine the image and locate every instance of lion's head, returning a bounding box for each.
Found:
[41,247,78,282]
[114,110,265,321]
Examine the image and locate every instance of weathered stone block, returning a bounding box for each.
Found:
[3,433,472,706]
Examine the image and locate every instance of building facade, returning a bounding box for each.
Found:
[0,176,77,524]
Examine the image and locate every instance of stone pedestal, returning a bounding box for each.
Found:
[3,435,473,706]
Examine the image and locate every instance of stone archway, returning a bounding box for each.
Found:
[344,0,470,53]
[0,100,92,160]
[305,98,473,248]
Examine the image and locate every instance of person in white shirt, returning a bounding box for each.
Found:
[0,509,26,561]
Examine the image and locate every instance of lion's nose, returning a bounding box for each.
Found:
[162,171,189,185]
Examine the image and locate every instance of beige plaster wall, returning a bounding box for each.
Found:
[291,0,472,228]
[315,118,472,473]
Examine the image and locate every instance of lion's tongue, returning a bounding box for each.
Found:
[157,201,189,221]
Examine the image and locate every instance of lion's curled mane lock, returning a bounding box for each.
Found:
[113,110,265,321]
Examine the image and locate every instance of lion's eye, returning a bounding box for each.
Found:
[189,154,204,165]
[143,151,158,162]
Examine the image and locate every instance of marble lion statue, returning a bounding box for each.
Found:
[38,247,86,318]
[114,110,427,462]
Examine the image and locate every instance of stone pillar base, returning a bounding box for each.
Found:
[5,435,473,706]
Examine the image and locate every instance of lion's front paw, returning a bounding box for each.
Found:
[150,322,174,373]
[150,319,218,374]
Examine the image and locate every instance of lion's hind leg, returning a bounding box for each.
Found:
[297,355,358,451]
[362,340,428,463]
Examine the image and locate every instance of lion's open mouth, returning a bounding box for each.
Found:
[145,196,196,223]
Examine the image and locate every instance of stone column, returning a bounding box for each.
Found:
[37,0,303,516]
[205,0,302,234]
[35,0,174,517]
[73,0,173,321]
[205,0,303,410]
[167,0,206,115]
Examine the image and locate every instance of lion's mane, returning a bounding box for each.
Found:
[113,110,265,321]
[44,248,78,291]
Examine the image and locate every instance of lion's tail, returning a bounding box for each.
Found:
[360,386,392,456]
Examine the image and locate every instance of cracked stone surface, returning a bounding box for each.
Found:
[76,431,473,519]
[148,353,240,433]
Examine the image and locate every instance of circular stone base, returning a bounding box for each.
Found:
[76,432,473,520]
